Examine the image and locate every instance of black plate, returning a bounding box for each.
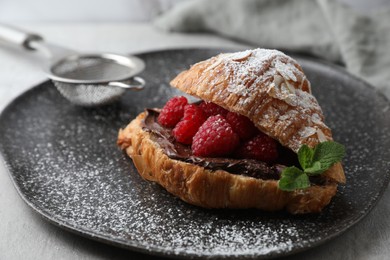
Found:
[1,49,390,259]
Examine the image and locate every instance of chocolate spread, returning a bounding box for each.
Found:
[142,109,300,180]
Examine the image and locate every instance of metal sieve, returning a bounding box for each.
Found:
[0,24,145,106]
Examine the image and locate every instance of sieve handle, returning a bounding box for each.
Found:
[108,76,145,90]
[0,24,43,50]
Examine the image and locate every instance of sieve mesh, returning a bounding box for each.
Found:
[53,81,126,107]
[52,57,133,81]
[48,55,145,106]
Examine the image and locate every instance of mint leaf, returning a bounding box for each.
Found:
[298,144,314,169]
[278,141,345,191]
[278,166,310,191]
[304,161,325,175]
[312,141,345,170]
[296,141,345,176]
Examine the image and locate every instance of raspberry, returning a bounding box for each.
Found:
[173,104,207,144]
[235,134,279,163]
[226,112,259,140]
[192,115,240,157]
[157,96,188,127]
[199,101,228,117]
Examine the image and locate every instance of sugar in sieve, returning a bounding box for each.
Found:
[0,24,145,106]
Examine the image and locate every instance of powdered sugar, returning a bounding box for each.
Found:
[218,48,308,101]
[1,49,390,259]
[275,59,298,82]
[299,126,318,139]
[220,49,288,96]
[210,48,329,151]
[215,48,315,114]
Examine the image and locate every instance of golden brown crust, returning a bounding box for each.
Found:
[170,49,345,184]
[117,112,338,214]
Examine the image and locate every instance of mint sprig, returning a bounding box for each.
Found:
[278,141,345,191]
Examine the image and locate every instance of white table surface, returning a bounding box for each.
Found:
[0,22,389,260]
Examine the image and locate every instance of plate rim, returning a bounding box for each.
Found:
[0,48,390,259]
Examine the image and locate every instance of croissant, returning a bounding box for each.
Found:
[117,48,345,214]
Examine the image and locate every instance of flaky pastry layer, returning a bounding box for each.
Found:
[170,49,345,183]
[118,112,338,214]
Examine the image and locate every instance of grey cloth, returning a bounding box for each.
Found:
[155,0,390,99]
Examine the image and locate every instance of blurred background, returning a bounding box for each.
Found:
[0,0,388,23]
[0,0,182,23]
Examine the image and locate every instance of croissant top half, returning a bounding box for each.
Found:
[171,49,330,152]
[170,48,345,183]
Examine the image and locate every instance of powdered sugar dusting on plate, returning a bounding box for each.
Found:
[1,49,390,259]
